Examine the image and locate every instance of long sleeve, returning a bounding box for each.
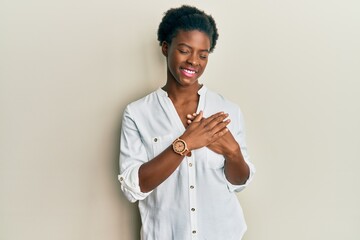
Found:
[117,87,254,239]
[225,107,256,192]
[118,106,152,202]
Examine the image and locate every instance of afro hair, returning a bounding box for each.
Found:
[157,5,219,52]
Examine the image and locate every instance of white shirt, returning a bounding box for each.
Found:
[118,86,255,240]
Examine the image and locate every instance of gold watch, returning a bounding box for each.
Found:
[172,138,191,156]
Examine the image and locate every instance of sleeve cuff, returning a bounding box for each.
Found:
[225,161,256,193]
[118,165,152,202]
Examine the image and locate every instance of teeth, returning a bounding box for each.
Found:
[183,69,195,74]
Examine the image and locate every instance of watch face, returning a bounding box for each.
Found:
[174,139,185,153]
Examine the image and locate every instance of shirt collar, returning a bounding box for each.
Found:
[157,85,207,97]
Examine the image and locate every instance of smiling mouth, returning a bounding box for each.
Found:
[184,69,195,74]
[181,67,197,76]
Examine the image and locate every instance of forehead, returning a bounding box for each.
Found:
[172,30,211,50]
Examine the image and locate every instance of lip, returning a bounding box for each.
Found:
[180,67,198,78]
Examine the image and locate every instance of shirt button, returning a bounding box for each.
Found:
[119,177,124,181]
[153,138,158,142]
[192,230,196,234]
[190,185,194,189]
[191,208,195,211]
[189,163,193,167]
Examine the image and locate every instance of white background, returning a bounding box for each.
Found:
[1,0,359,239]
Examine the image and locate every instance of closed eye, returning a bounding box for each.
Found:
[179,49,189,54]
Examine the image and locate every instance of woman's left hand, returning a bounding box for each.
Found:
[187,112,250,185]
[186,113,240,157]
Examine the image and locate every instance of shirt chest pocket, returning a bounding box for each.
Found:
[150,134,174,159]
[206,148,225,169]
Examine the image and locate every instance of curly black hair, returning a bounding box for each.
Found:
[157,5,219,52]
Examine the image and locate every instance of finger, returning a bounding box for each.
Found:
[201,111,225,125]
[212,127,229,140]
[193,111,203,123]
[205,113,229,129]
[187,114,195,120]
[210,119,231,135]
[187,112,200,121]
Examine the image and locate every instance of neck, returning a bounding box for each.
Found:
[162,82,201,102]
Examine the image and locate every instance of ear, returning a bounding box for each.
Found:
[161,41,168,57]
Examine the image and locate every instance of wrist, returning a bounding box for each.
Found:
[172,137,191,156]
[179,134,194,151]
[224,144,241,161]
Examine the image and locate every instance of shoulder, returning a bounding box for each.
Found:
[204,87,240,112]
[204,87,246,133]
[125,89,160,114]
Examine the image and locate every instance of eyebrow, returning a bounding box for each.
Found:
[177,43,210,53]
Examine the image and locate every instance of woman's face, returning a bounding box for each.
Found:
[162,30,211,87]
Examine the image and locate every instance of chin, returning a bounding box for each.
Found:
[179,78,198,86]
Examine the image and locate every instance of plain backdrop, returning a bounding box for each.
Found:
[1,0,359,239]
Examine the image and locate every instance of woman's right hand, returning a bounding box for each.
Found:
[180,111,230,151]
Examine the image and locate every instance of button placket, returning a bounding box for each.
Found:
[187,155,198,239]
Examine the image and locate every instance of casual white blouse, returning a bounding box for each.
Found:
[118,86,255,240]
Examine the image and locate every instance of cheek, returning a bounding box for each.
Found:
[168,55,182,70]
[200,60,208,72]
[203,60,208,68]
[168,58,177,71]
[167,58,180,78]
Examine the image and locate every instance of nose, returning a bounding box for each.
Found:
[186,54,198,66]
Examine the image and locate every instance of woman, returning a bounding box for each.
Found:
[118,5,255,240]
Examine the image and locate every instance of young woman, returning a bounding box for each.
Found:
[118,5,255,240]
